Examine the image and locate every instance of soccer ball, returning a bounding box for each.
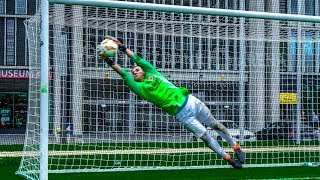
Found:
[98,39,118,57]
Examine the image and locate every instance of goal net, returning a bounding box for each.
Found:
[17,0,320,179]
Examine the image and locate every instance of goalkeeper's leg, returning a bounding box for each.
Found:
[176,95,244,166]
[212,123,245,164]
[200,132,242,169]
[190,95,246,164]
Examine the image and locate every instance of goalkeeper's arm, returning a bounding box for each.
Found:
[110,63,122,73]
[101,57,122,73]
[116,41,134,58]
[100,56,141,95]
[115,39,156,73]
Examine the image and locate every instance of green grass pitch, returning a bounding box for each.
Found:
[1,157,320,180]
[1,141,320,179]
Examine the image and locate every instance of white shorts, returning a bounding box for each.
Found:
[176,95,218,138]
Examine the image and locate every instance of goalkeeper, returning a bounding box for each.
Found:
[98,37,245,169]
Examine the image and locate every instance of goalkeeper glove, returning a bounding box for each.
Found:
[100,56,115,66]
[106,58,115,66]
[118,43,127,52]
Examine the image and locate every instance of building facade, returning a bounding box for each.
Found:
[48,0,320,135]
[1,0,320,136]
[0,0,37,133]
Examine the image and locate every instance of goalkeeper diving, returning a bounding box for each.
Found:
[98,36,245,169]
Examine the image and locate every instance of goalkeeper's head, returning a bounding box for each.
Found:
[131,66,145,82]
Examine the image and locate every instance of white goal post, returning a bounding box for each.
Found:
[17,0,320,180]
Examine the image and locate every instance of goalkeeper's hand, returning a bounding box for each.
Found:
[100,56,115,66]
[97,47,115,66]
[105,35,127,52]
[96,44,108,58]
[96,43,115,66]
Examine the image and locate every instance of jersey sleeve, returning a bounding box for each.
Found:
[118,69,141,96]
[131,54,159,74]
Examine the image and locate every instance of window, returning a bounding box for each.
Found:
[289,32,297,72]
[318,32,320,73]
[0,92,28,130]
[27,0,36,15]
[0,18,4,65]
[16,18,26,66]
[279,0,287,13]
[6,19,15,65]
[16,0,26,15]
[304,32,314,72]
[318,0,320,16]
[290,0,298,14]
[245,0,251,11]
[305,0,315,15]
[6,0,14,15]
[280,42,288,72]
[0,0,5,14]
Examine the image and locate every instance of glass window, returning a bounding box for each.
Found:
[0,18,4,65]
[280,42,288,72]
[27,0,36,15]
[304,32,314,72]
[319,0,320,16]
[279,0,287,13]
[6,0,14,15]
[289,32,297,72]
[16,18,26,66]
[290,0,298,14]
[0,0,5,14]
[305,0,315,15]
[0,92,28,130]
[245,0,250,11]
[318,32,320,73]
[6,19,15,65]
[16,0,26,15]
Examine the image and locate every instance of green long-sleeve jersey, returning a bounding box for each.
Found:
[118,54,190,116]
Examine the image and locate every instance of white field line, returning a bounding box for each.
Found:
[1,146,319,158]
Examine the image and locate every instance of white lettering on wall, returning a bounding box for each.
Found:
[0,69,29,78]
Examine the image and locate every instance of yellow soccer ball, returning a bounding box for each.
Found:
[98,39,118,57]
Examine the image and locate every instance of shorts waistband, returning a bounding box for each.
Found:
[176,95,189,115]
